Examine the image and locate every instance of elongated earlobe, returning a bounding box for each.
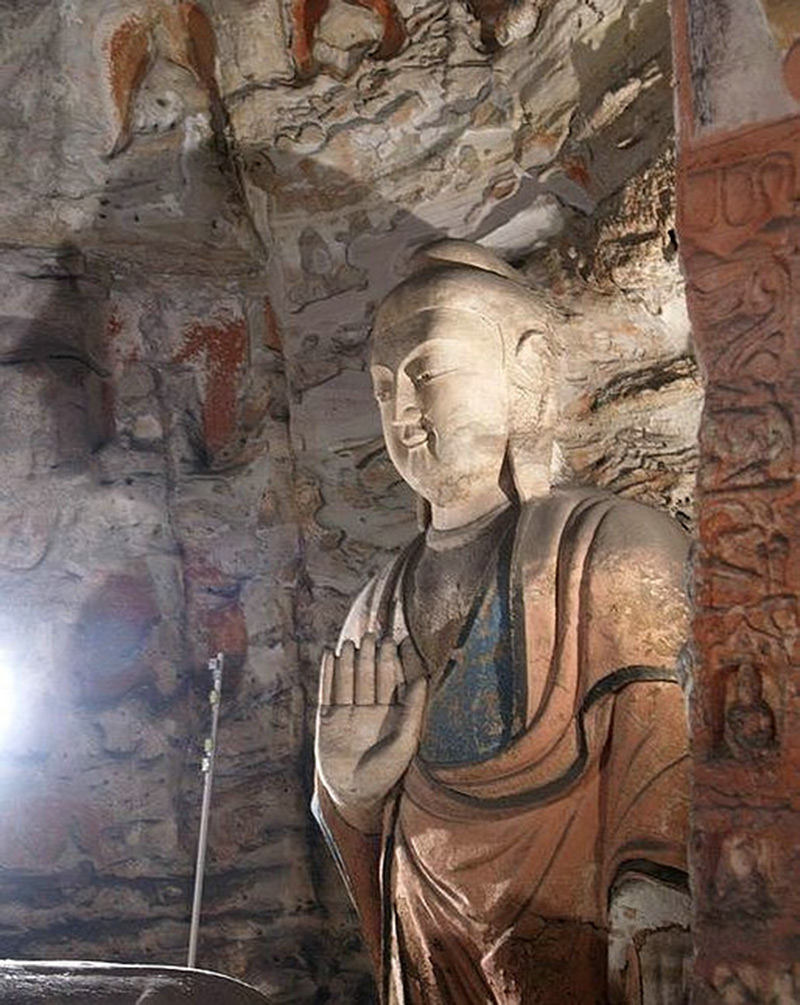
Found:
[498,447,517,504]
[506,327,563,500]
[416,495,431,530]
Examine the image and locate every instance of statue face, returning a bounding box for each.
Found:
[370,308,509,510]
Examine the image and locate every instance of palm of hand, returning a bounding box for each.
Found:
[315,634,427,830]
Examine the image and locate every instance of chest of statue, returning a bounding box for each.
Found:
[405,519,525,766]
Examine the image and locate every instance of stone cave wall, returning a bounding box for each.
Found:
[0,0,701,1001]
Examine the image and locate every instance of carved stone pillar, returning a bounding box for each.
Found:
[671,2,800,1001]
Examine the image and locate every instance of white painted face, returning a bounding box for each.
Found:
[370,307,509,512]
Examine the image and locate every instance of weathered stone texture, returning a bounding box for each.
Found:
[674,0,800,999]
[0,0,702,1000]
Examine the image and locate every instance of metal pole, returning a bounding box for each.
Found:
[187,652,224,969]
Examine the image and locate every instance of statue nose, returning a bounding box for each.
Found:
[391,396,422,426]
[396,403,421,422]
[392,404,427,447]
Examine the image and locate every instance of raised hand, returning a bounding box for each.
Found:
[315,633,428,833]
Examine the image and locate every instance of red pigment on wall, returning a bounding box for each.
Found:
[563,156,591,190]
[290,0,405,75]
[105,309,123,342]
[106,307,143,365]
[206,603,248,662]
[174,318,247,455]
[162,2,219,97]
[181,2,218,94]
[183,557,248,693]
[107,15,151,133]
[784,40,800,101]
[106,3,223,156]
[71,572,160,703]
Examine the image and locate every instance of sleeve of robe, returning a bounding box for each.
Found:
[586,498,691,894]
[312,781,385,975]
[600,680,690,893]
[312,569,393,977]
[588,500,691,1001]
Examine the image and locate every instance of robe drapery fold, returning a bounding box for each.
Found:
[315,489,690,1004]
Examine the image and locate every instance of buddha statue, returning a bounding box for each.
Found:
[313,241,691,1004]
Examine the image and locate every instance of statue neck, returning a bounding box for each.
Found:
[430,484,511,531]
[426,498,512,551]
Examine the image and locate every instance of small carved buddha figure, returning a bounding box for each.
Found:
[725,662,777,755]
[314,241,691,1004]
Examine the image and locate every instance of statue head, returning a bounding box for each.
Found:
[370,240,563,526]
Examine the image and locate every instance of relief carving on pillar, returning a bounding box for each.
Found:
[678,117,800,772]
[723,662,778,757]
[678,113,800,1000]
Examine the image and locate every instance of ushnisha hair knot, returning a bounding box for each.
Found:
[373,239,562,361]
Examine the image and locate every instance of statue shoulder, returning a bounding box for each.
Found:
[515,490,690,672]
[582,492,691,590]
[517,488,689,577]
[587,492,689,570]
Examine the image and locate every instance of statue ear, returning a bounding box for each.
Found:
[509,328,557,415]
[507,326,560,500]
[514,326,556,378]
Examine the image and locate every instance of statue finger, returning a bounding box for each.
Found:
[318,648,334,707]
[399,636,426,686]
[333,639,356,705]
[355,633,377,705]
[376,638,401,704]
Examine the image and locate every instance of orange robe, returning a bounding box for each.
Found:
[314,489,690,1004]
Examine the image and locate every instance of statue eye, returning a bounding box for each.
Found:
[374,384,392,403]
[412,370,434,388]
